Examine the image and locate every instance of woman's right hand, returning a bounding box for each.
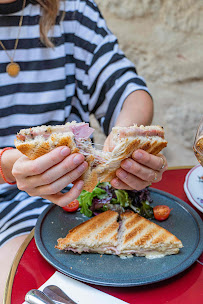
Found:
[12,146,88,207]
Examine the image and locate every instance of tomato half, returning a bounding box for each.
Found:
[153,205,172,221]
[62,199,79,212]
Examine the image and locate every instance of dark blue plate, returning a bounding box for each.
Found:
[35,188,203,287]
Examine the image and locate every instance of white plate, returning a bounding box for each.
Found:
[184,164,203,213]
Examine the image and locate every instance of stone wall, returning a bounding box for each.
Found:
[90,0,203,167]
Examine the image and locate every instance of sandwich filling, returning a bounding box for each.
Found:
[16,121,108,167]
[16,122,165,150]
[65,246,119,255]
[60,245,180,259]
[113,125,165,140]
[16,122,94,142]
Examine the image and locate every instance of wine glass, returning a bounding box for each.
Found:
[193,116,203,166]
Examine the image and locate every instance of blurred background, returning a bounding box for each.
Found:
[91,0,203,167]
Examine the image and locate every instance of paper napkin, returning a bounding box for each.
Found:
[23,271,129,304]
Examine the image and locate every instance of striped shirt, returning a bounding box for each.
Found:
[0,0,150,246]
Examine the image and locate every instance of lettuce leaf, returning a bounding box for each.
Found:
[78,182,154,219]
[78,186,107,217]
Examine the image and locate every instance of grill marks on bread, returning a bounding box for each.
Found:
[56,210,119,249]
[120,212,181,250]
[122,214,160,246]
[56,210,183,258]
[97,221,119,244]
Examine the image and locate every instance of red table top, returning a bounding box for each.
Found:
[5,168,203,304]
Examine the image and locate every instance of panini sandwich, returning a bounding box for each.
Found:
[117,211,183,259]
[56,210,119,255]
[15,122,167,192]
[56,210,183,259]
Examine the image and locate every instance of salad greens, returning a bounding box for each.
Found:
[78,182,154,219]
[78,186,107,217]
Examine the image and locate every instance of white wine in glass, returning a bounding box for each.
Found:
[193,116,203,166]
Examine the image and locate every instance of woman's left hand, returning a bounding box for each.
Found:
[111,149,167,190]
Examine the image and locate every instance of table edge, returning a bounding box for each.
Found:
[3,229,35,304]
[168,165,194,170]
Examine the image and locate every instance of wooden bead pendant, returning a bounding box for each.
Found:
[6,62,20,77]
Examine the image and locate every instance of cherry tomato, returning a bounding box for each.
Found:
[153,205,172,221]
[62,199,79,212]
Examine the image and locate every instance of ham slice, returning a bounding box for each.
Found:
[118,127,165,139]
[69,123,94,140]
[16,122,94,142]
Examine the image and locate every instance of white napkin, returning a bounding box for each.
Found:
[23,271,129,304]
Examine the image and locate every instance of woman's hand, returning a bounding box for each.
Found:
[111,149,167,190]
[12,146,88,207]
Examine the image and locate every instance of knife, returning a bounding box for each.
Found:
[25,289,55,304]
[43,285,77,304]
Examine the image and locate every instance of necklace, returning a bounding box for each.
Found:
[0,0,26,77]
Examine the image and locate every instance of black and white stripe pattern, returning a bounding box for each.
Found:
[0,186,50,246]
[0,0,150,246]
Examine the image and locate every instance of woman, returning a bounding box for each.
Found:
[0,0,167,298]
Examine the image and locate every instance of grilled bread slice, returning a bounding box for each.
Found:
[56,210,120,254]
[96,127,167,183]
[118,211,183,259]
[14,122,94,160]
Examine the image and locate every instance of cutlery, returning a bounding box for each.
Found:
[25,289,55,304]
[43,285,77,304]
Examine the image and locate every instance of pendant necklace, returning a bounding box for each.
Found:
[0,0,26,77]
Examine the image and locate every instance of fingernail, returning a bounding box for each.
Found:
[76,180,84,190]
[113,178,120,187]
[61,147,70,156]
[133,151,143,160]
[118,169,127,179]
[122,160,132,170]
[77,163,86,173]
[73,154,83,165]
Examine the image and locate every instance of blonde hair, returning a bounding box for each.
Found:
[36,0,64,48]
